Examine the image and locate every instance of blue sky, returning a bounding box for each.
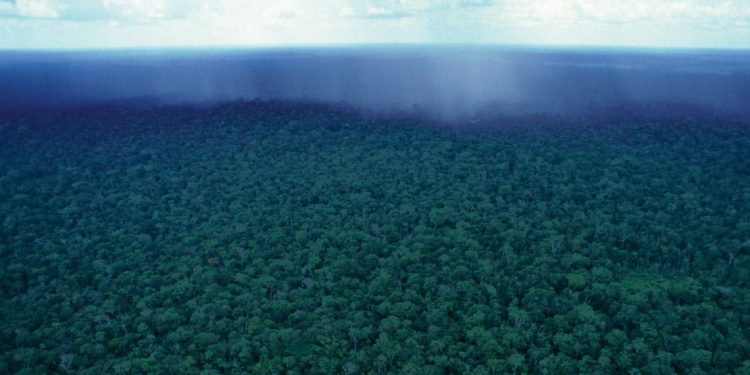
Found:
[1,0,749,49]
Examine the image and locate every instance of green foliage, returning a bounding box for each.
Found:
[0,103,749,373]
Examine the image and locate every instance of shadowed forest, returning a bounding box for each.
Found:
[1,102,749,374]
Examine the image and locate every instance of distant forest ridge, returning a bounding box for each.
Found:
[1,47,749,122]
[0,99,748,131]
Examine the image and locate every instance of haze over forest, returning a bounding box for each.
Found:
[2,47,750,122]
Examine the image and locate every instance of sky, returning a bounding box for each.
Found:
[1,0,749,49]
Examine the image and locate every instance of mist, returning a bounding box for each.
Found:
[2,45,749,121]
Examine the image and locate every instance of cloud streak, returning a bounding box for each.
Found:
[0,0,209,20]
[342,0,496,19]
[457,0,494,8]
[502,0,750,27]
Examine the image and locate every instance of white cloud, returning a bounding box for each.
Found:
[0,0,749,48]
[499,0,750,28]
[263,2,302,20]
[456,0,494,8]
[102,0,170,19]
[0,0,209,20]
[13,0,58,18]
[341,0,495,19]
[342,0,411,19]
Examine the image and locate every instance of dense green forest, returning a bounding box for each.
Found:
[1,103,749,374]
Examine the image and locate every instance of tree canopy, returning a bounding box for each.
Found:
[1,102,749,374]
